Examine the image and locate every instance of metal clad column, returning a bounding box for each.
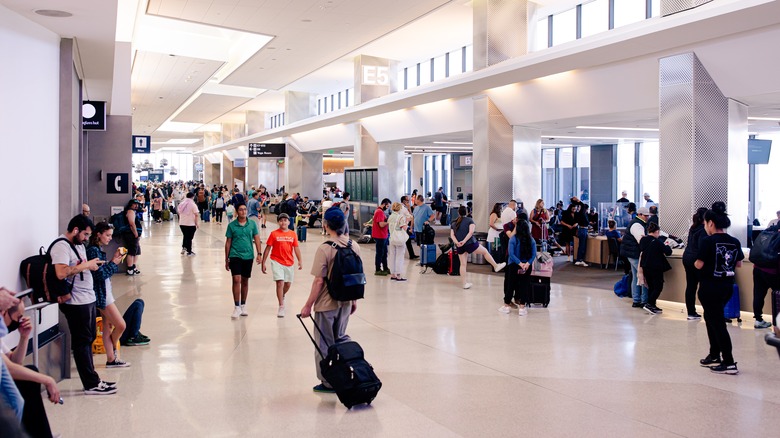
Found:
[287,145,323,199]
[513,126,541,211]
[354,55,398,105]
[473,0,530,70]
[661,0,713,17]
[246,111,268,188]
[659,52,748,244]
[354,125,379,168]
[285,91,317,124]
[378,143,405,205]
[473,95,514,229]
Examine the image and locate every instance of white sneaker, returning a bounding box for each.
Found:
[498,305,511,314]
[494,262,507,272]
[518,307,528,316]
[463,283,472,290]
[181,248,186,255]
[231,307,241,319]
[277,306,285,318]
[240,305,248,316]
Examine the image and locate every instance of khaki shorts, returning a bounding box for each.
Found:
[270,259,295,283]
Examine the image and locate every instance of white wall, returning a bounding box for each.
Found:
[0,6,61,288]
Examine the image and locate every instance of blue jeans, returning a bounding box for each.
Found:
[375,238,388,271]
[0,360,23,422]
[576,228,588,262]
[120,299,145,343]
[628,257,649,304]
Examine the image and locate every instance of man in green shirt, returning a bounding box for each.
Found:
[225,204,262,319]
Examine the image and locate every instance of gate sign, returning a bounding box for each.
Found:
[148,170,164,182]
[248,143,286,158]
[132,135,151,154]
[194,163,204,171]
[107,173,129,194]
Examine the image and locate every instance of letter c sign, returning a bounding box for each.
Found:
[107,173,129,194]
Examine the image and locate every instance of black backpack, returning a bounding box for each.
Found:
[749,225,780,268]
[110,211,131,234]
[421,223,436,245]
[20,238,81,304]
[324,240,366,301]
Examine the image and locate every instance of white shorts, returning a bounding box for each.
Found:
[270,259,295,283]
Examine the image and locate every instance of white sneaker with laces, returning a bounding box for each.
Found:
[240,305,248,316]
[277,306,285,318]
[494,262,507,272]
[84,381,118,395]
[518,307,528,316]
[231,307,241,319]
[498,305,511,314]
[463,283,473,290]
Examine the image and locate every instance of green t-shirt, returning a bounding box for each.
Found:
[225,219,259,260]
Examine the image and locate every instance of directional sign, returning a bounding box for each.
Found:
[248,143,286,158]
[132,135,151,154]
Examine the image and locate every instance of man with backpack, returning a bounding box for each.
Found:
[300,206,361,393]
[750,225,780,329]
[52,215,117,395]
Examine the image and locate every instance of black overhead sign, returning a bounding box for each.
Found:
[248,143,286,158]
[83,101,106,131]
[107,173,129,194]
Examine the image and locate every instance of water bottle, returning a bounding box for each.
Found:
[541,240,548,253]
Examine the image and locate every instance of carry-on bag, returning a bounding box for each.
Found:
[447,249,460,276]
[297,225,307,242]
[420,244,437,273]
[724,284,742,322]
[297,314,381,409]
[527,276,551,307]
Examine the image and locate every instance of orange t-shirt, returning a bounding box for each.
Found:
[266,229,299,266]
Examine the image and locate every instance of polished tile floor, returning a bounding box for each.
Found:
[45,219,780,437]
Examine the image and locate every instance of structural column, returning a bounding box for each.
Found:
[473,0,533,70]
[589,144,618,207]
[473,96,514,229]
[513,126,541,210]
[287,145,323,199]
[658,52,748,245]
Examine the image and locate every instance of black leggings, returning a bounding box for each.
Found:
[699,282,735,364]
[16,365,54,438]
[180,225,196,252]
[215,208,224,223]
[753,268,779,320]
[683,261,700,315]
[504,263,531,305]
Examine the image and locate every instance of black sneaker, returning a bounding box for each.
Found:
[652,305,663,313]
[85,382,117,395]
[699,355,722,367]
[102,380,117,388]
[687,313,702,320]
[710,362,739,375]
[312,384,336,393]
[106,359,130,368]
[643,304,660,315]
[631,302,643,308]
[137,332,151,342]
[122,336,150,346]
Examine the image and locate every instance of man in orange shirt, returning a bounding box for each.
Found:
[261,213,303,318]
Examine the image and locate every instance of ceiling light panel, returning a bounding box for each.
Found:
[172,93,254,124]
[131,52,225,135]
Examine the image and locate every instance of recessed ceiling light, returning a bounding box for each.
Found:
[576,126,659,132]
[748,117,780,121]
[34,9,72,18]
[301,19,312,22]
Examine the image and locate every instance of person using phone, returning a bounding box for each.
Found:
[52,215,117,395]
[500,217,537,316]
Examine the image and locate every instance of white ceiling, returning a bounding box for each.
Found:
[5,0,780,155]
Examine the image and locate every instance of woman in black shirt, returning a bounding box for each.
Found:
[695,202,744,375]
[682,207,708,320]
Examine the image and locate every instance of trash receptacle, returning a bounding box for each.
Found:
[472,238,488,265]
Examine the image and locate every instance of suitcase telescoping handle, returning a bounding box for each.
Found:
[297,314,328,359]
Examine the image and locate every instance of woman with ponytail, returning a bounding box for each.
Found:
[450,206,506,290]
[694,202,744,375]
[499,217,536,316]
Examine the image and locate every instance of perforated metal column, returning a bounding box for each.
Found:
[661,0,713,17]
[473,95,514,229]
[473,0,531,69]
[659,52,748,245]
[513,126,541,210]
[285,91,317,124]
[286,144,323,199]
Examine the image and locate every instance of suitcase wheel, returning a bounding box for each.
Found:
[543,304,548,308]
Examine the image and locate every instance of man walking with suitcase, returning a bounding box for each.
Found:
[300,206,358,393]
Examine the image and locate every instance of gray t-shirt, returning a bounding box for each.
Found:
[49,235,95,305]
[452,217,475,242]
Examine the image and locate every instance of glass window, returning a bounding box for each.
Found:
[651,0,660,17]
[639,141,659,207]
[559,147,574,201]
[755,133,780,224]
[614,0,647,28]
[464,45,473,73]
[443,154,451,196]
[617,142,635,202]
[407,65,418,90]
[581,0,609,38]
[542,149,556,207]
[398,68,406,90]
[419,60,432,85]
[577,147,591,203]
[323,97,328,114]
[552,8,577,46]
[533,17,550,51]
[433,55,447,82]
[347,88,353,107]
[449,48,463,75]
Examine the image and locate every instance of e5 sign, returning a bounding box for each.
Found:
[362,66,390,86]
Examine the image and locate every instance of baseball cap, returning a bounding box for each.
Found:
[277,213,290,221]
[637,207,651,216]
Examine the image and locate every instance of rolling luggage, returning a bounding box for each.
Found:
[448,249,460,276]
[420,244,437,273]
[528,276,551,307]
[297,315,381,409]
[724,284,742,322]
[772,289,779,327]
[297,225,307,242]
[421,224,436,245]
[203,210,211,222]
[162,209,171,221]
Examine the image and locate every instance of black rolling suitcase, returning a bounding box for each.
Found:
[297,224,307,242]
[528,276,551,307]
[297,314,381,409]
